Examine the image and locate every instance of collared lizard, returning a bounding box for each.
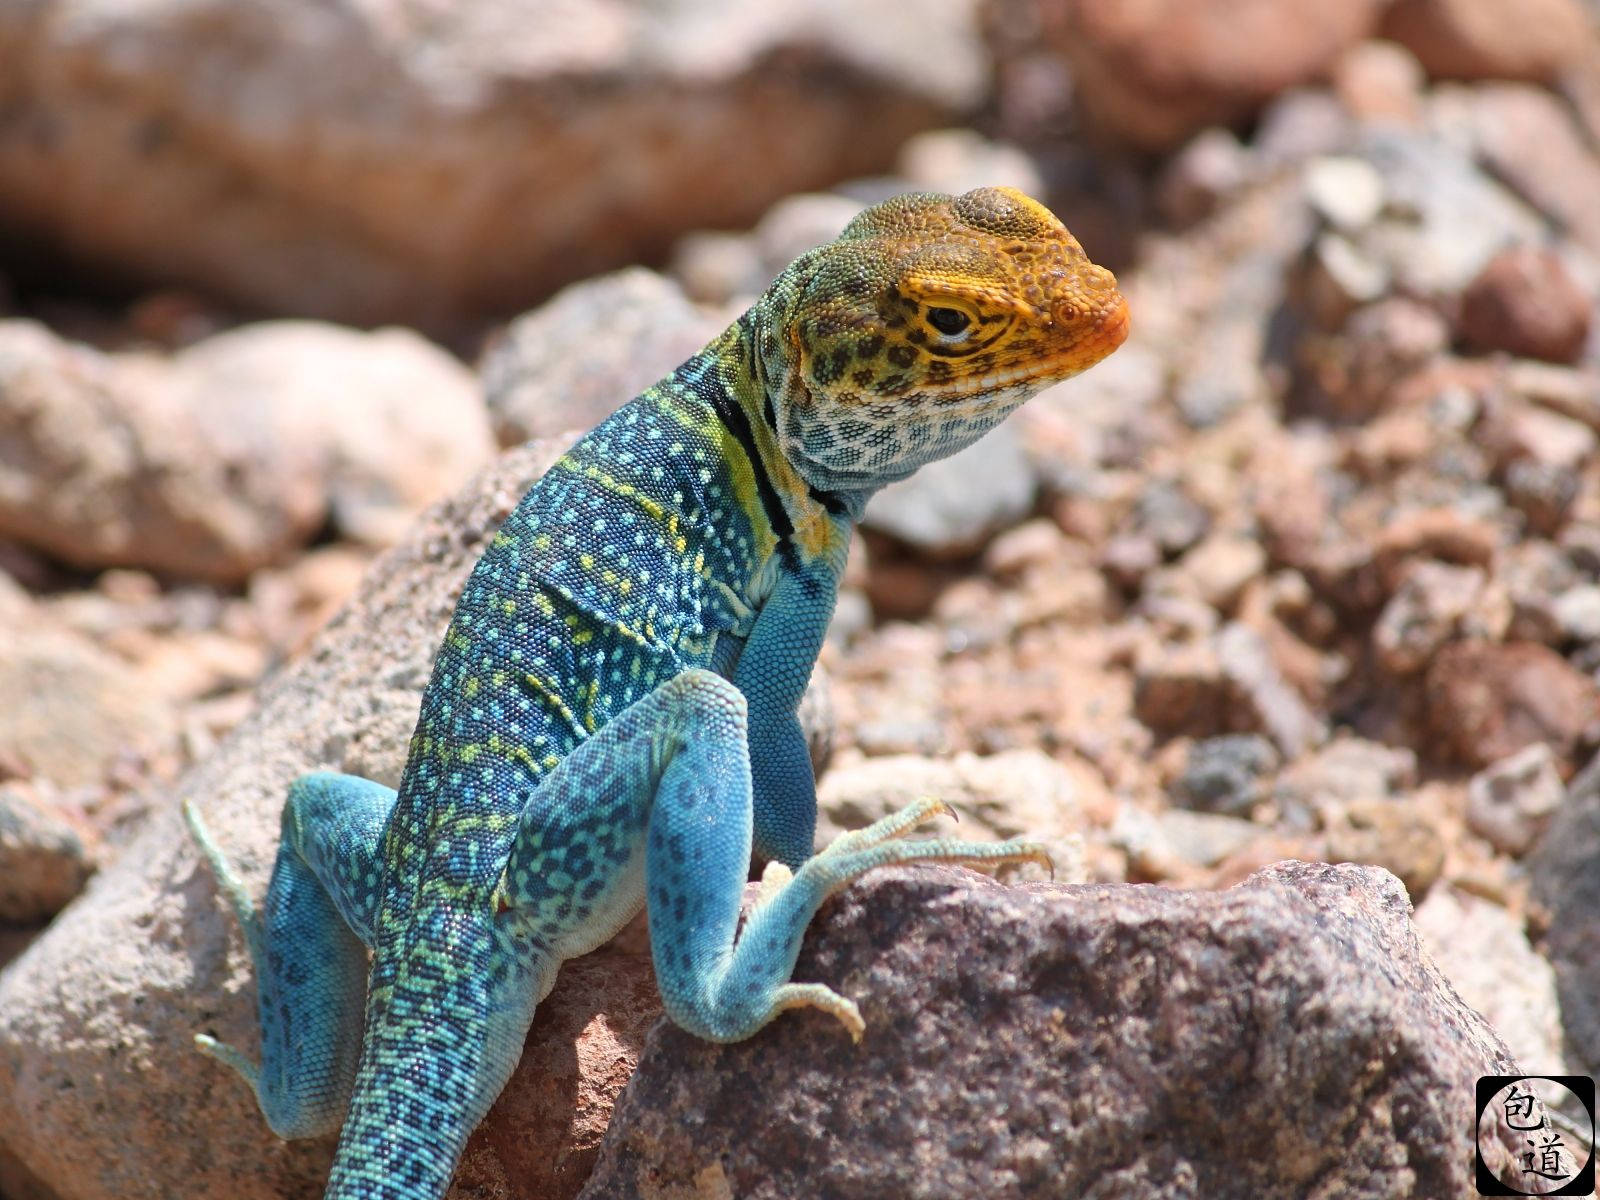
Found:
[185,185,1129,1200]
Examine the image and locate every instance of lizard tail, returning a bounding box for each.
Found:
[324,912,539,1200]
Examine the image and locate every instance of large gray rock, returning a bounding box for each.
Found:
[581,861,1531,1199]
[0,0,984,327]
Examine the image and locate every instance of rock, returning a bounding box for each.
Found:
[1478,396,1598,473]
[0,439,660,1200]
[166,322,495,547]
[749,193,867,278]
[1310,298,1450,418]
[1552,585,1600,644]
[481,269,722,445]
[0,0,980,327]
[1114,805,1263,875]
[0,782,96,926]
[1173,733,1281,816]
[0,319,491,581]
[1465,743,1565,856]
[1358,128,1546,297]
[1371,505,1498,592]
[1331,39,1427,124]
[1528,752,1600,1078]
[895,128,1045,199]
[1413,886,1569,1073]
[668,231,763,308]
[1372,560,1484,674]
[0,621,175,789]
[1424,640,1600,773]
[1298,234,1392,332]
[1503,460,1580,536]
[581,862,1529,1199]
[1154,127,1251,227]
[1134,624,1325,757]
[0,320,314,583]
[1173,533,1266,613]
[1274,737,1419,816]
[1321,798,1446,899]
[1380,0,1594,83]
[1214,622,1327,757]
[815,749,1100,880]
[1303,155,1386,232]
[1032,0,1387,151]
[1133,479,1210,557]
[1173,317,1270,428]
[863,424,1038,557]
[1471,83,1600,258]
[1458,247,1592,364]
[1253,88,1358,168]
[451,951,662,1200]
[1133,639,1227,737]
[1504,360,1600,435]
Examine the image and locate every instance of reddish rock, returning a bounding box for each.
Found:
[1425,641,1600,773]
[1458,247,1592,365]
[455,952,661,1200]
[1380,0,1594,83]
[1371,506,1498,593]
[582,863,1531,1199]
[1034,0,1387,151]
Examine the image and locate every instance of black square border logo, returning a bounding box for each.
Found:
[1476,1075,1596,1196]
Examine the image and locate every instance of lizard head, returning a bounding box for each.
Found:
[756,186,1128,499]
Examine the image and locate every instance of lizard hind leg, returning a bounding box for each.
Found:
[185,771,397,1140]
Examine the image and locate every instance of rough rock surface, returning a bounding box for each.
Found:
[0,439,651,1200]
[581,862,1529,1199]
[0,0,984,326]
[0,319,492,580]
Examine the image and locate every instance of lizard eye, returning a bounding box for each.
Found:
[926,307,971,335]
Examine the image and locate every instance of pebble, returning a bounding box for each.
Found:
[1304,155,1386,231]
[1458,247,1592,365]
[1465,743,1565,857]
[1173,734,1281,816]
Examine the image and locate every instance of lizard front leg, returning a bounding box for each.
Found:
[496,664,1045,1046]
[185,771,395,1139]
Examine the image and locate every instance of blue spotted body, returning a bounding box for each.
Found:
[185,187,1128,1199]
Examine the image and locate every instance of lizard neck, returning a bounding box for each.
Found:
[687,318,857,569]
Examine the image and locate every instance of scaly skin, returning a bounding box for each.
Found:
[185,186,1129,1199]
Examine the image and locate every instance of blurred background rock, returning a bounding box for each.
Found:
[2,1,1600,1197]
